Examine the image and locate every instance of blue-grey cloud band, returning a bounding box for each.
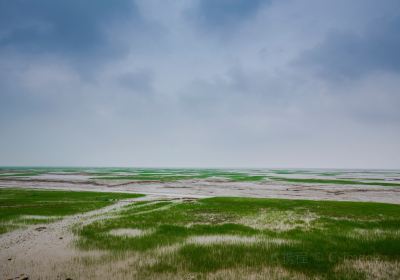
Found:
[0,0,399,168]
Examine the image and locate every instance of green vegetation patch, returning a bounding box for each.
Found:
[0,172,44,177]
[76,197,400,279]
[92,169,266,182]
[0,188,143,234]
[270,177,400,187]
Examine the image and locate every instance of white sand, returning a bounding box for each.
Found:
[109,228,153,237]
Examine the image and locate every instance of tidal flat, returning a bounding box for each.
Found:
[1,167,399,204]
[0,187,399,279]
[1,168,400,279]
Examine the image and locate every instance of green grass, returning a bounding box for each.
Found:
[0,188,143,234]
[270,177,400,187]
[92,169,266,182]
[0,172,44,177]
[2,167,399,187]
[76,197,400,279]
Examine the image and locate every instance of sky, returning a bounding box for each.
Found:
[0,0,399,169]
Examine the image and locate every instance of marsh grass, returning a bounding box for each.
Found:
[2,167,399,188]
[0,172,44,177]
[270,177,400,187]
[75,197,400,279]
[91,169,266,182]
[0,188,143,234]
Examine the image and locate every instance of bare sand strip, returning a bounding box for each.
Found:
[1,176,400,204]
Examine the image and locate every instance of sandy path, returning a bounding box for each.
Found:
[0,194,174,280]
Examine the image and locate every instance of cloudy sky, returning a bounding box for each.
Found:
[0,0,399,168]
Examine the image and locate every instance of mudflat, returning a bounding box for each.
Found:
[1,167,400,204]
[1,168,400,279]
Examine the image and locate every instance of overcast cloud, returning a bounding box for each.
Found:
[0,0,399,168]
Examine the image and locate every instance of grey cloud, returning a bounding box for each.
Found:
[0,0,399,168]
[0,0,139,57]
[118,69,155,93]
[299,15,400,81]
[186,0,270,35]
